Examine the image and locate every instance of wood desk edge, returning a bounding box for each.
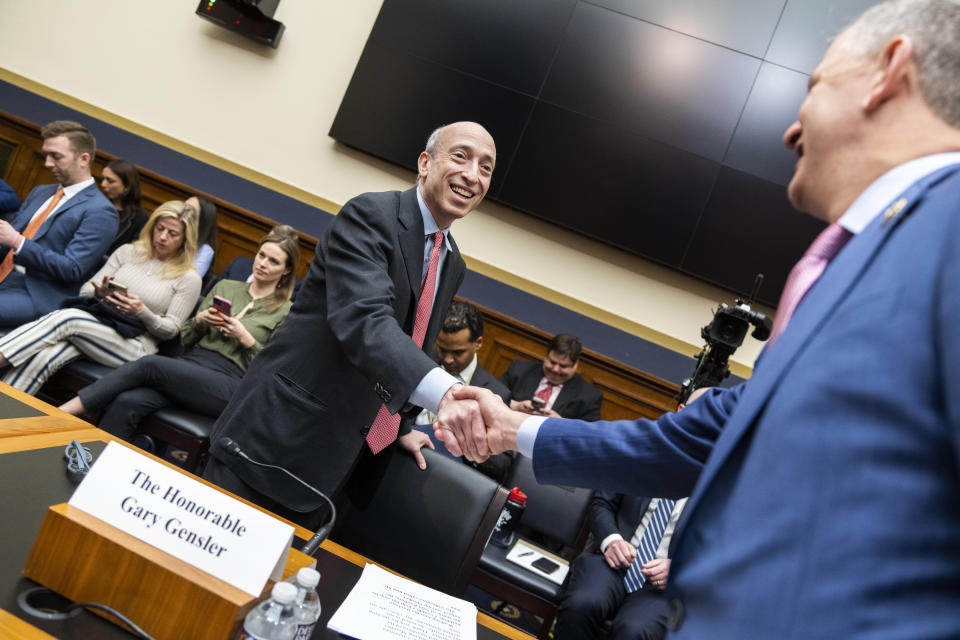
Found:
[0,383,92,435]
[2,429,535,639]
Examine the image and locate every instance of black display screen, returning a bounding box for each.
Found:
[330,0,877,305]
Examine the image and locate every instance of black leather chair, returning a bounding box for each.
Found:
[470,455,594,639]
[331,447,508,597]
[36,357,213,475]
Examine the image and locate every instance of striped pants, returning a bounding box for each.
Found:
[0,309,153,396]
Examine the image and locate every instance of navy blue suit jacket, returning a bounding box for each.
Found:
[531,165,960,638]
[586,491,651,552]
[0,178,18,219]
[0,182,117,325]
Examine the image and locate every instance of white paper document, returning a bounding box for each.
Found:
[327,564,476,640]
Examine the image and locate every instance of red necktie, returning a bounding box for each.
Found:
[534,382,555,407]
[0,187,64,284]
[366,231,444,454]
[767,223,853,347]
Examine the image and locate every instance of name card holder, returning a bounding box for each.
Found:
[23,504,314,640]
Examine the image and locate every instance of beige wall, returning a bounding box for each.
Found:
[0,0,770,372]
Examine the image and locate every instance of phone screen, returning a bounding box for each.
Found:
[212,296,233,316]
[531,557,560,574]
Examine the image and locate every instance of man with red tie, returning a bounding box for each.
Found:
[205,122,497,524]
[0,120,117,328]
[500,333,602,420]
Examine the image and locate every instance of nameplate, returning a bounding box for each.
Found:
[68,441,294,597]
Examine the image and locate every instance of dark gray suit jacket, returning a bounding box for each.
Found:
[500,359,602,421]
[209,188,465,511]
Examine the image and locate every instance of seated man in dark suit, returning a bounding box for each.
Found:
[554,492,687,640]
[0,120,117,328]
[416,299,514,482]
[500,333,602,420]
[0,178,18,221]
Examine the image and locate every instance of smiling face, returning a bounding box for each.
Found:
[152,216,185,261]
[542,350,578,386]
[418,122,496,229]
[783,31,877,221]
[252,240,291,288]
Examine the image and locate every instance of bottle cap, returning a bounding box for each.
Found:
[272,581,298,604]
[296,567,321,588]
[508,487,527,504]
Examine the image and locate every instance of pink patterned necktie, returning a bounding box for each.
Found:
[767,223,853,347]
[365,231,445,454]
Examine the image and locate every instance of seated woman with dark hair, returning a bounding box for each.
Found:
[185,195,217,277]
[59,225,300,444]
[100,158,148,257]
[0,201,200,395]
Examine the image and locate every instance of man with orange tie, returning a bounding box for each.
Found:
[205,122,497,524]
[500,333,602,420]
[0,120,117,328]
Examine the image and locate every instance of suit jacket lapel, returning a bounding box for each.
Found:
[33,184,94,241]
[553,377,578,413]
[14,184,57,231]
[397,188,425,305]
[676,165,957,533]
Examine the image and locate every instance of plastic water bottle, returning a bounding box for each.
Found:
[240,581,297,640]
[490,486,527,547]
[288,567,321,640]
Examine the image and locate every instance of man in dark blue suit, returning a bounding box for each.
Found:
[0,178,18,220]
[555,492,686,640]
[438,1,960,637]
[0,121,117,328]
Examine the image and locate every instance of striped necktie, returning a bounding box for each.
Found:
[624,498,675,593]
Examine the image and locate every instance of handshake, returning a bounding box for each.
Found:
[432,385,529,462]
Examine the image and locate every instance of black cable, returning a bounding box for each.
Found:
[66,601,156,640]
[21,588,156,640]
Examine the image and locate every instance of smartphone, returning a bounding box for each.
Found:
[531,557,560,574]
[531,396,546,410]
[212,296,233,316]
[105,281,128,295]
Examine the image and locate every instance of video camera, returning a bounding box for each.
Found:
[678,275,772,405]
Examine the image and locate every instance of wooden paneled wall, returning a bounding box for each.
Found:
[0,110,681,420]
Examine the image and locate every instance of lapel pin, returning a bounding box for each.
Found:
[882,198,907,223]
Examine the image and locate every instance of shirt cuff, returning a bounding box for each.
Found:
[408,366,460,414]
[599,534,624,553]
[517,416,547,458]
[13,234,25,254]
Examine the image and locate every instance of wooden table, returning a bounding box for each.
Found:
[0,384,532,640]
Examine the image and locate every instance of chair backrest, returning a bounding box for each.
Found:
[331,447,508,596]
[507,455,593,548]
